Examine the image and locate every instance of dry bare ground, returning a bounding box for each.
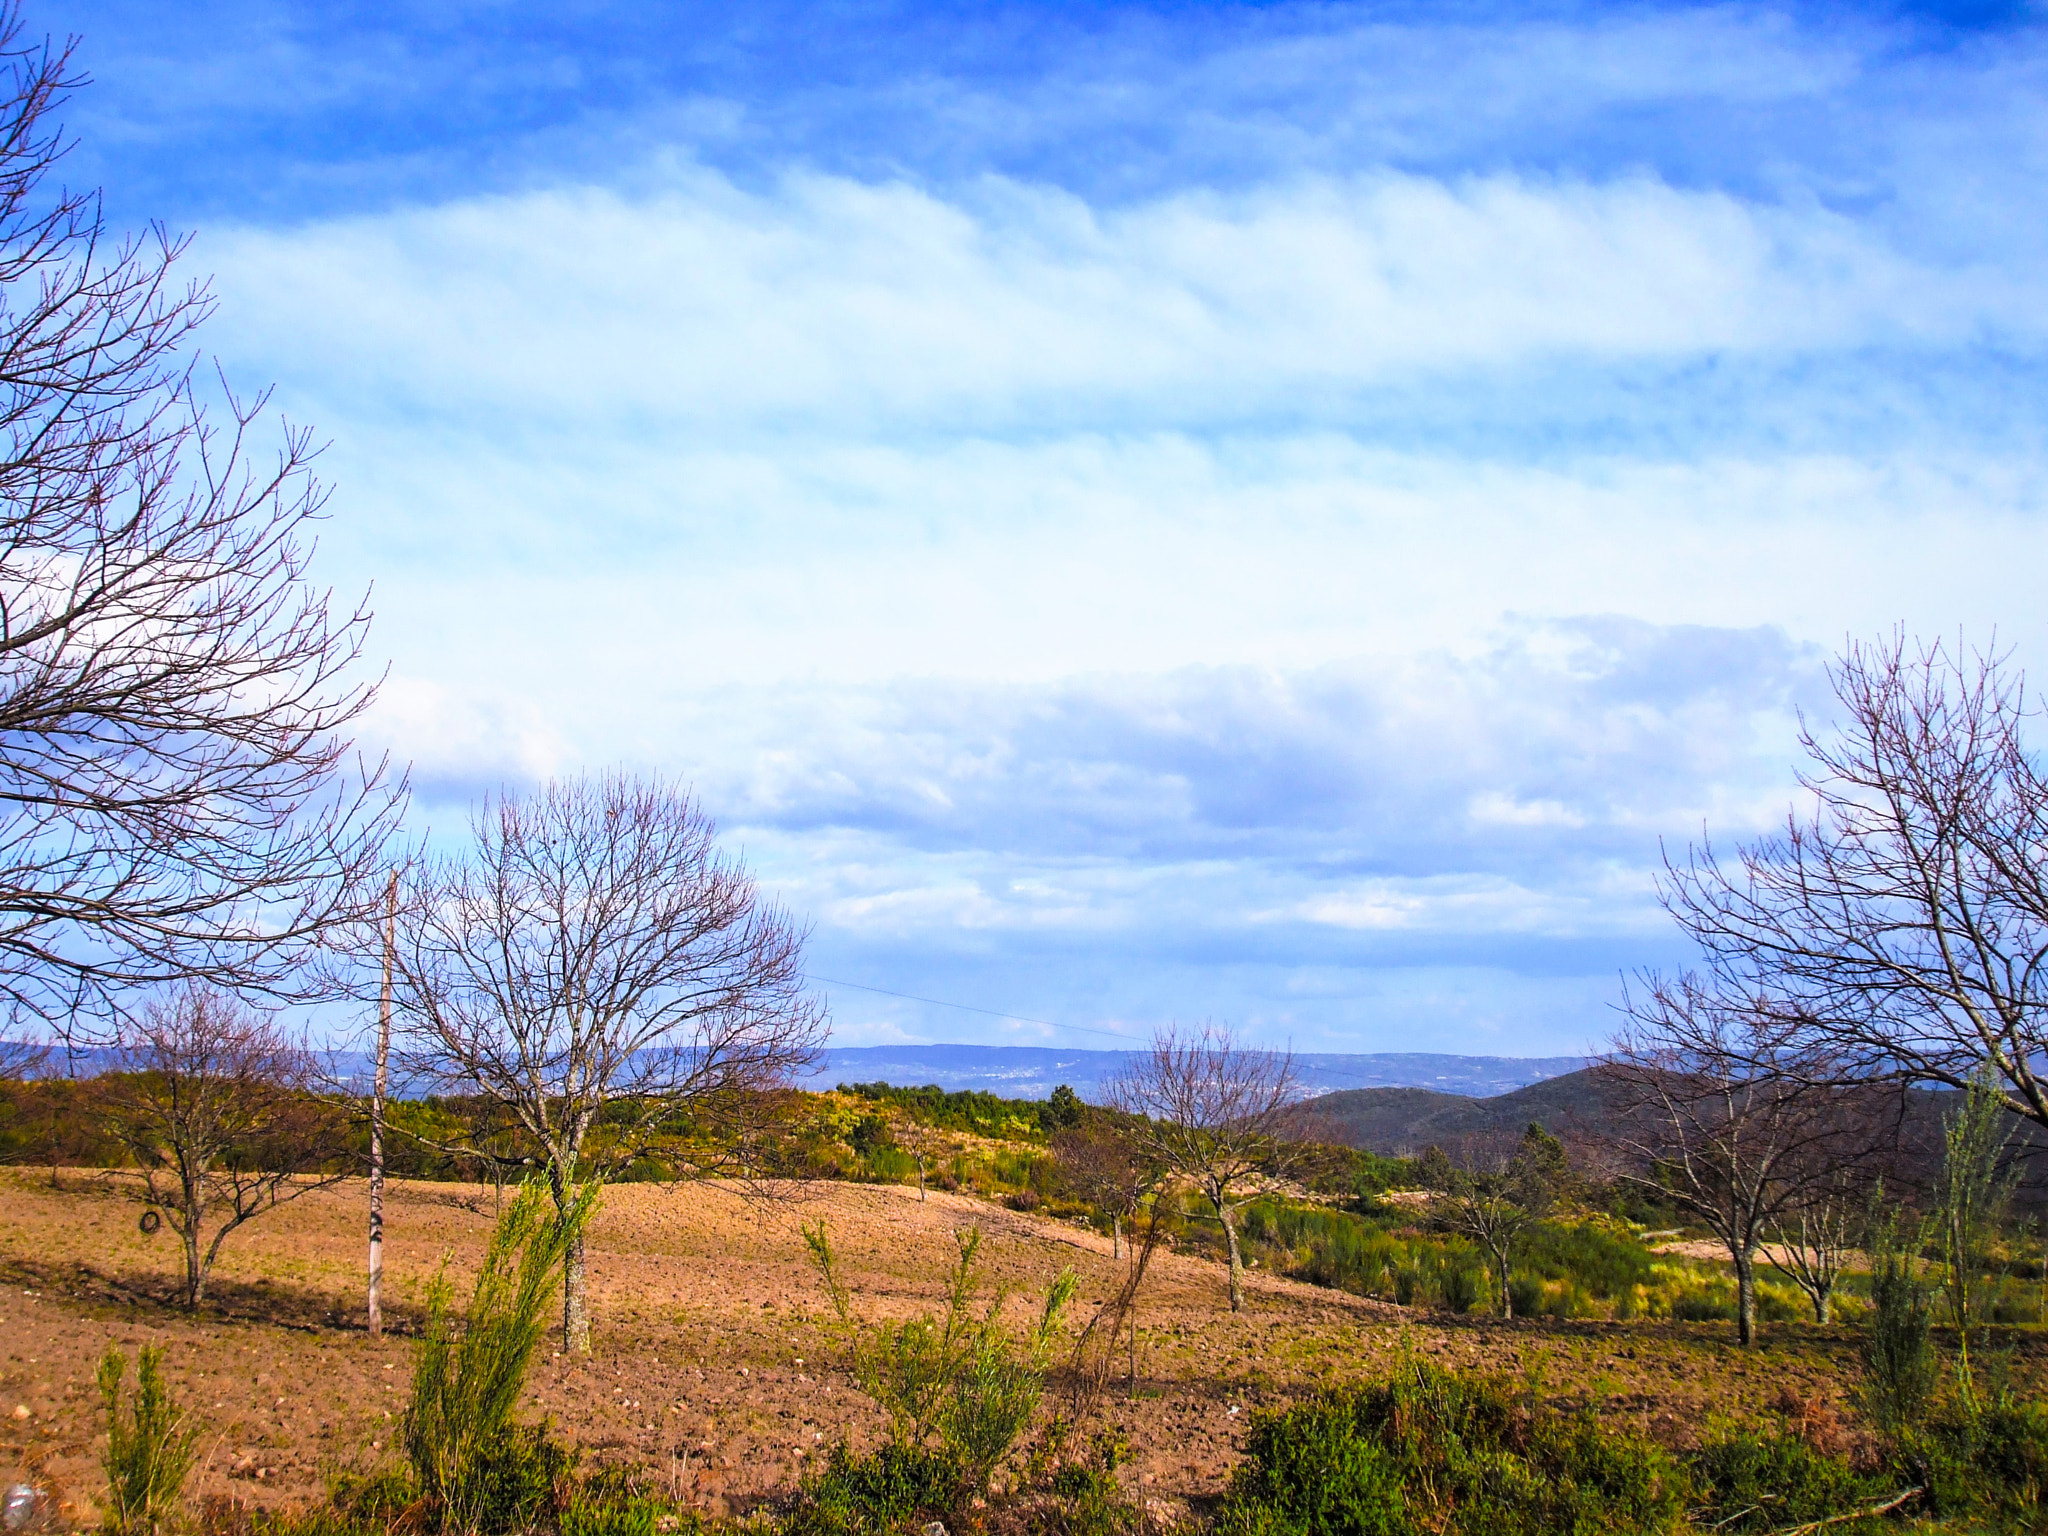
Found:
[0,1170,2010,1525]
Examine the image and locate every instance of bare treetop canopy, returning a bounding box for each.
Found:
[393,776,825,1107]
[1662,634,2048,1132]
[0,12,404,1043]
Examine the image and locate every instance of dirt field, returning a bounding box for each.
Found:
[0,1169,2010,1527]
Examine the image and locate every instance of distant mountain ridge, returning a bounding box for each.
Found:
[799,1045,1585,1101]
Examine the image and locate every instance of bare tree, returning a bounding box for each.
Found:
[1105,1024,1303,1312]
[1664,633,2048,1136]
[1418,1123,1568,1319]
[388,773,827,1352]
[1051,1110,1162,1261]
[97,984,350,1309]
[0,12,404,1046]
[1602,973,1903,1345]
[1765,1176,1860,1325]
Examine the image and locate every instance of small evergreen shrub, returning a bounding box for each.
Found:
[1860,1248,1936,1435]
[785,1444,963,1536]
[98,1343,200,1536]
[1907,1398,2048,1527]
[804,1221,1078,1510]
[404,1176,599,1533]
[1689,1428,1887,1533]
[559,1466,699,1536]
[1214,1361,1687,1536]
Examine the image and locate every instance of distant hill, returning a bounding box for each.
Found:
[1298,1066,1626,1153]
[797,1045,1585,1102]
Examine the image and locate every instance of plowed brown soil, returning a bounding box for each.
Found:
[0,1169,1975,1527]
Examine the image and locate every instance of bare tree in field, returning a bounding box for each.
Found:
[1419,1123,1569,1319]
[1663,633,2048,1135]
[1765,1171,1862,1325]
[0,12,404,1049]
[1105,1025,1303,1312]
[389,774,827,1353]
[1052,1110,1162,1260]
[1602,973,1903,1345]
[97,984,350,1309]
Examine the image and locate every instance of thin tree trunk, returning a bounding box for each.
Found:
[1220,1203,1246,1312]
[564,1231,590,1353]
[1498,1250,1513,1319]
[1734,1250,1757,1346]
[368,872,394,1339]
[1111,1214,1123,1262]
[917,1157,926,1202]
[183,1216,205,1309]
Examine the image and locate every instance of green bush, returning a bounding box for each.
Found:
[785,1443,963,1536]
[97,1343,200,1536]
[1216,1397,1409,1536]
[1689,1429,1887,1533]
[805,1221,1077,1509]
[1438,1259,1488,1316]
[1516,1221,1653,1299]
[449,1427,573,1536]
[1215,1361,1688,1536]
[559,1465,699,1536]
[404,1176,599,1533]
[1861,1248,1937,1435]
[1906,1398,2048,1528]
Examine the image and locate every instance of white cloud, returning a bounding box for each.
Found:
[204,163,2006,435]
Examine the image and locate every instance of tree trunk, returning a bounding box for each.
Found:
[564,1230,590,1353]
[182,1222,205,1309]
[1111,1214,1123,1262]
[917,1157,926,1202]
[1734,1250,1757,1346]
[1220,1204,1246,1312]
[1498,1250,1513,1319]
[549,1152,593,1354]
[369,870,394,1338]
[1813,1283,1833,1325]
[180,1177,207,1309]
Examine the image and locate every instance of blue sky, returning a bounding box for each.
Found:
[41,0,2048,1054]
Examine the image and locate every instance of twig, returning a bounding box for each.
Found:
[1760,1487,1921,1536]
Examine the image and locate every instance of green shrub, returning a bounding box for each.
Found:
[1860,1247,1936,1436]
[1438,1260,1488,1316]
[1217,1397,1409,1536]
[1689,1429,1886,1533]
[97,1343,200,1536]
[404,1176,599,1533]
[1905,1397,2048,1527]
[786,1443,963,1536]
[1215,1361,1688,1536]
[450,1426,573,1536]
[805,1221,1077,1509]
[1516,1221,1653,1299]
[1507,1276,1544,1319]
[560,1465,699,1536]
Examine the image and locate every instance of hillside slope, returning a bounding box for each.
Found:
[1302,1067,1626,1153]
